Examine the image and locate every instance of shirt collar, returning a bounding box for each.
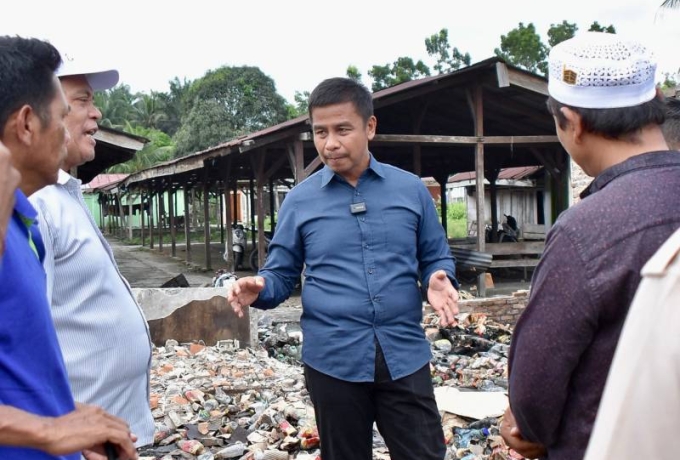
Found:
[580,150,680,199]
[13,188,37,221]
[320,153,386,188]
[57,169,77,186]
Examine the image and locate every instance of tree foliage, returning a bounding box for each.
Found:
[494,22,549,75]
[172,66,289,156]
[547,21,578,48]
[107,124,174,174]
[346,65,362,82]
[425,28,471,74]
[368,57,431,92]
[496,20,618,76]
[588,21,616,33]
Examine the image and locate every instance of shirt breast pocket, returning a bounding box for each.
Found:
[382,209,419,256]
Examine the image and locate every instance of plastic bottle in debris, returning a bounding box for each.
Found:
[254,450,289,460]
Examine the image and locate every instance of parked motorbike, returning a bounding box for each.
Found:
[223,222,246,272]
[485,214,519,243]
[212,269,237,287]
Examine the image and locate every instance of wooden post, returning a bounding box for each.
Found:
[184,187,191,263]
[157,188,164,252]
[148,186,155,250]
[434,173,449,236]
[269,178,276,233]
[168,188,176,257]
[140,193,146,247]
[203,170,212,271]
[224,158,233,269]
[469,85,487,297]
[487,169,500,243]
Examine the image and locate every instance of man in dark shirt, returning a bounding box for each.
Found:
[501,32,680,460]
[228,77,459,460]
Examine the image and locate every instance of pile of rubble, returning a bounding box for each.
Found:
[140,311,517,460]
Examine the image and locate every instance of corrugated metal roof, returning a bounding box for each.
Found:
[449,166,542,183]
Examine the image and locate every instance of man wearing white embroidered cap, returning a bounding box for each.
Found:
[29,51,155,449]
[500,32,680,460]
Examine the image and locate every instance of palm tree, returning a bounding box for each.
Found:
[661,0,679,7]
[106,123,175,174]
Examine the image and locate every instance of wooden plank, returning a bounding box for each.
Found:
[485,241,544,256]
[506,68,549,95]
[491,259,540,268]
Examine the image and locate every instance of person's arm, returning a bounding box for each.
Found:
[0,403,137,459]
[414,183,457,290]
[508,227,597,447]
[0,141,21,259]
[252,194,304,309]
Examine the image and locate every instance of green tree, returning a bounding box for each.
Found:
[425,28,471,74]
[494,22,549,75]
[346,65,362,82]
[131,92,167,131]
[95,84,137,129]
[368,57,431,91]
[588,21,616,33]
[107,124,175,174]
[172,66,289,156]
[547,21,578,47]
[155,77,192,136]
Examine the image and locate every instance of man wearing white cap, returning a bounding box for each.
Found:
[500,32,680,459]
[29,54,155,448]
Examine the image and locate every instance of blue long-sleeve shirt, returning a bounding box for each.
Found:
[253,155,457,382]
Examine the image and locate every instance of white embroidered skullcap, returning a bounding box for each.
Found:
[548,32,657,109]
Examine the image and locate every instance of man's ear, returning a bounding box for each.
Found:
[560,106,584,144]
[12,105,40,146]
[366,115,377,141]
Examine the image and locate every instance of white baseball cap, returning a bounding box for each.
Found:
[57,51,119,91]
[548,32,657,109]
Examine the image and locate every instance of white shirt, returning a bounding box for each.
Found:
[30,170,155,446]
[584,227,680,460]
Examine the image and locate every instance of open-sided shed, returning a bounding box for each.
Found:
[114,57,570,294]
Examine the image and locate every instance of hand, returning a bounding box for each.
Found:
[41,403,138,460]
[426,270,459,327]
[500,406,547,459]
[0,141,21,257]
[227,276,265,317]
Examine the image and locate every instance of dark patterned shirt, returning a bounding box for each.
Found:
[509,150,680,460]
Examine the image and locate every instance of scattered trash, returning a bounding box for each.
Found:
[161,273,190,288]
[141,309,515,459]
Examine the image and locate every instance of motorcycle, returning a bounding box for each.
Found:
[223,222,246,272]
[485,214,519,243]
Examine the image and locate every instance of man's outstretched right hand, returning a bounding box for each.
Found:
[227,276,266,317]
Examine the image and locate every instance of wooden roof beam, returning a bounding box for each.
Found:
[496,62,549,95]
[371,134,558,145]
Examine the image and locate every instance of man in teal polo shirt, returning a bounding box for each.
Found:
[0,36,138,460]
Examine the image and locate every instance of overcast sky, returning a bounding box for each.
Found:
[2,0,679,103]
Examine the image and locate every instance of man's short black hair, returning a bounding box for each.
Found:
[546,95,666,141]
[662,97,680,150]
[308,77,374,123]
[0,36,62,133]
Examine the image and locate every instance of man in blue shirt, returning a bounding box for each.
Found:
[0,35,138,460]
[228,77,459,460]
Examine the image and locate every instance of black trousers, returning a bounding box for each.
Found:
[304,345,445,460]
